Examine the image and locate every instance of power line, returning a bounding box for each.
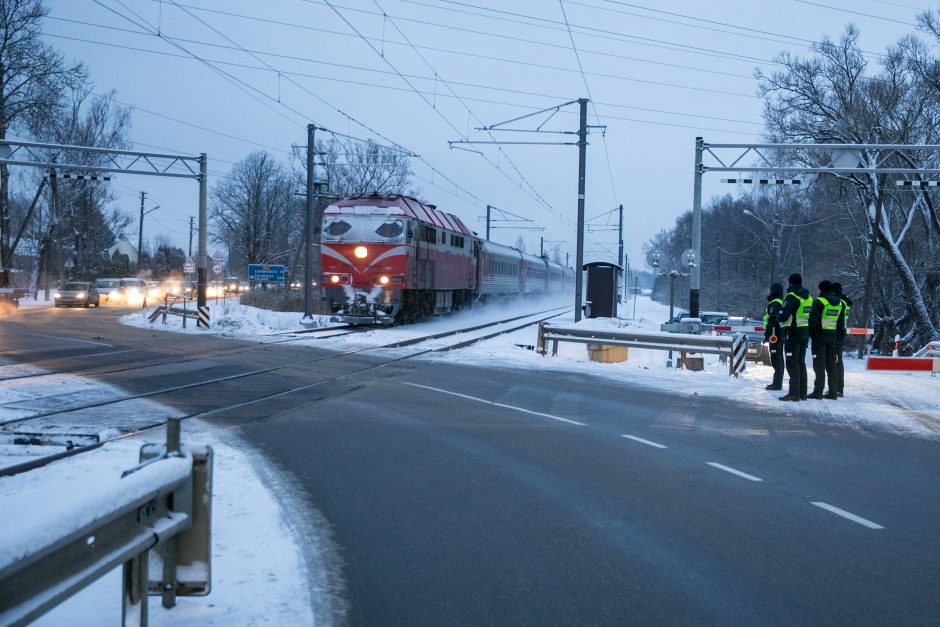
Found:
[88,0,488,208]
[792,0,918,26]
[46,31,760,137]
[322,0,559,217]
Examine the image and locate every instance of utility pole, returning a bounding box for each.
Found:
[540,236,544,257]
[303,123,322,319]
[188,216,194,258]
[689,137,704,319]
[137,191,146,271]
[617,203,624,302]
[574,98,588,323]
[771,210,780,285]
[486,205,491,240]
[197,154,208,328]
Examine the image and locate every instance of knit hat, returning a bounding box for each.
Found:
[832,282,843,295]
[788,272,802,286]
[769,282,784,298]
[818,279,832,293]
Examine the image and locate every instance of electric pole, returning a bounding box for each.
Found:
[486,205,491,240]
[137,191,146,271]
[188,216,194,258]
[303,123,321,319]
[617,203,624,302]
[574,98,588,322]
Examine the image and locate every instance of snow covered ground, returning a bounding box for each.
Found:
[3,293,936,625]
[124,293,940,438]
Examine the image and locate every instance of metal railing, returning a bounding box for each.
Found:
[536,322,749,376]
[148,293,198,328]
[0,418,213,626]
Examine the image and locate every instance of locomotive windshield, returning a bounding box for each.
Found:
[322,216,406,243]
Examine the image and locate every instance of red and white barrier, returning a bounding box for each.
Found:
[866,356,940,373]
[846,327,874,335]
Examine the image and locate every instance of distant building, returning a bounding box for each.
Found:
[106,235,138,265]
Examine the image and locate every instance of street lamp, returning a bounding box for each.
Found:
[742,209,779,285]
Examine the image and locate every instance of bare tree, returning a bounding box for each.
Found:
[313,138,414,199]
[757,25,939,349]
[210,151,298,274]
[0,0,86,264]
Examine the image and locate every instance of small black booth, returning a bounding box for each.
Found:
[582,262,623,319]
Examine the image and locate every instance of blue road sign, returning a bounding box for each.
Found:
[248,264,285,282]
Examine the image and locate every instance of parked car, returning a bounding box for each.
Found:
[673,310,730,325]
[714,316,772,365]
[54,281,100,308]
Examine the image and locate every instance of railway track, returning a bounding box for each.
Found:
[0,306,569,477]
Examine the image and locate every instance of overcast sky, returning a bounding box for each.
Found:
[40,0,933,269]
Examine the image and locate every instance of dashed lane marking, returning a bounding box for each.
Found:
[403,382,586,426]
[621,434,668,449]
[810,501,885,529]
[707,462,763,482]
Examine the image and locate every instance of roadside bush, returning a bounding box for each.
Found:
[239,288,304,312]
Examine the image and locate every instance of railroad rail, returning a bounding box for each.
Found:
[0,306,568,476]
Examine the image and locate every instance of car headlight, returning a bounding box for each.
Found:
[128,288,139,295]
[76,292,85,299]
[53,292,60,298]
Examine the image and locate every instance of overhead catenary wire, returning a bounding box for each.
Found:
[558,0,619,203]
[90,0,488,208]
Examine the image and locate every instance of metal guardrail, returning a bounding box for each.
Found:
[0,418,213,626]
[913,341,940,358]
[536,323,749,376]
[148,293,199,328]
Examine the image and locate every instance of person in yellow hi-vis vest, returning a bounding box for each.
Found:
[762,282,786,390]
[808,280,846,400]
[777,273,813,401]
[831,282,852,397]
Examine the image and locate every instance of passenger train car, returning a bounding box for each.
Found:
[321,194,571,324]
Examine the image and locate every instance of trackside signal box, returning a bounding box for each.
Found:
[583,262,622,319]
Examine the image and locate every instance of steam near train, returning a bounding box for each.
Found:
[321,194,571,324]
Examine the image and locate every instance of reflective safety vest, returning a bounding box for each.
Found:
[840,298,851,324]
[780,291,813,327]
[763,297,783,327]
[818,296,841,331]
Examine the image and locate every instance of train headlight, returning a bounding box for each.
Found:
[330,275,341,284]
[378,275,389,285]
[354,246,368,259]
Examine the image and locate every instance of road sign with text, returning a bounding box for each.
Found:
[248,264,285,282]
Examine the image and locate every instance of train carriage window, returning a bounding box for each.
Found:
[420,225,437,244]
[441,231,447,244]
[323,219,352,240]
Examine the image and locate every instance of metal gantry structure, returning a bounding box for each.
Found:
[0,140,210,326]
[691,138,940,350]
[450,98,598,321]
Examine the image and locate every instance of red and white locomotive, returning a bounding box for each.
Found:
[321,194,571,324]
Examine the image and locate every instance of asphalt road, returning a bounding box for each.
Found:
[3,304,939,625]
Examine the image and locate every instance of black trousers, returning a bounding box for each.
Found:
[811,334,839,395]
[770,335,785,387]
[835,336,845,395]
[785,332,808,398]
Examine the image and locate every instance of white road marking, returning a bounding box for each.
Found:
[707,462,763,482]
[21,331,113,347]
[403,382,586,426]
[811,501,885,529]
[621,434,668,449]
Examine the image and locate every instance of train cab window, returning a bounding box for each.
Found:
[450,234,465,248]
[323,219,352,240]
[441,231,447,244]
[374,220,403,239]
[420,225,437,244]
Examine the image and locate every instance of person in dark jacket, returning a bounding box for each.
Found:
[778,273,813,401]
[832,282,852,397]
[808,280,845,399]
[763,282,786,390]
